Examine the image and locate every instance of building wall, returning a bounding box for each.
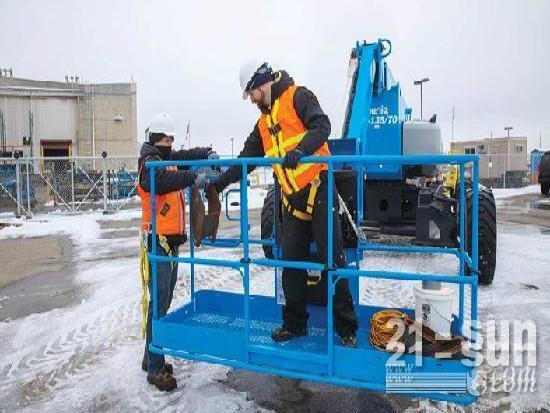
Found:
[451,137,528,180]
[77,83,137,162]
[0,77,137,168]
[0,95,78,156]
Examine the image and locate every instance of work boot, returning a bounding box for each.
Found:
[141,357,173,375]
[271,326,307,342]
[340,335,357,348]
[147,367,177,392]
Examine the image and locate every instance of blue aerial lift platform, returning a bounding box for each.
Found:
[146,39,483,404]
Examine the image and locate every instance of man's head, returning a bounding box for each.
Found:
[240,61,274,112]
[146,112,176,158]
[149,133,174,147]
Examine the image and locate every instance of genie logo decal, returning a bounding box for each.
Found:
[369,105,399,129]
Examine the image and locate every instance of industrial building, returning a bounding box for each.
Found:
[451,136,528,187]
[0,73,137,165]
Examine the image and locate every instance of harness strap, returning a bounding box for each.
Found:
[139,231,149,339]
[281,179,319,222]
[139,232,174,339]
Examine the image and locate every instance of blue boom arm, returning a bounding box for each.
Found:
[338,39,411,179]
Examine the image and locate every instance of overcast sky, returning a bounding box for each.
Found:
[1,0,549,155]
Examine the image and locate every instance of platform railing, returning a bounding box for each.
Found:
[146,154,479,382]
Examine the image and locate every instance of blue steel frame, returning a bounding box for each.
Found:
[146,154,479,405]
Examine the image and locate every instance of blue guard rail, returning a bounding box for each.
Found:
[146,154,480,405]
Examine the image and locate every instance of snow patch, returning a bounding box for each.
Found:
[492,185,539,199]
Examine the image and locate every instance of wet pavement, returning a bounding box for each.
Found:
[496,191,550,230]
[222,370,411,413]
[0,235,78,321]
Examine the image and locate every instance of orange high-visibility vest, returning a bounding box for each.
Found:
[257,84,330,197]
[137,159,186,236]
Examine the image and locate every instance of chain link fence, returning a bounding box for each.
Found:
[466,153,530,188]
[0,156,276,217]
[1,152,534,217]
[0,156,139,217]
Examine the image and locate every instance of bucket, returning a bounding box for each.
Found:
[413,286,454,338]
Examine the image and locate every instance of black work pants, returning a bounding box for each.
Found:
[281,174,358,337]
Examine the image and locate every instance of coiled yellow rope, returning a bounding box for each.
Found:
[369,309,413,350]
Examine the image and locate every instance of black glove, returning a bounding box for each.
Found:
[282,149,304,169]
[207,150,220,160]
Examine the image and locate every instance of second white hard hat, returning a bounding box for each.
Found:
[146,112,176,140]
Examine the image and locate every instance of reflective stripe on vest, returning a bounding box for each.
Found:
[258,84,330,197]
[137,163,186,236]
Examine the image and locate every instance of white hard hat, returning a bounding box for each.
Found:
[146,112,176,139]
[239,60,272,100]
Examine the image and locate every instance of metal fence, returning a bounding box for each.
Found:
[475,153,530,188]
[0,156,275,217]
[0,156,139,217]
[0,152,535,217]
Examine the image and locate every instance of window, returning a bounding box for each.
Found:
[465,147,476,154]
[515,145,523,153]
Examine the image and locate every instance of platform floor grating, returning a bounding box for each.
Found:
[179,309,376,353]
[183,310,328,352]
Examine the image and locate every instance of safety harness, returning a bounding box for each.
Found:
[265,99,320,222]
[139,231,175,339]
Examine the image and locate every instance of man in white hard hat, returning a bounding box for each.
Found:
[138,112,218,391]
[209,63,358,347]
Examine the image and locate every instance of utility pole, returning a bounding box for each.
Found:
[504,126,513,188]
[451,106,455,142]
[230,137,234,158]
[540,131,542,149]
[413,78,429,119]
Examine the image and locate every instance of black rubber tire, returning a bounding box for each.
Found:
[541,183,550,195]
[464,186,497,285]
[261,186,282,259]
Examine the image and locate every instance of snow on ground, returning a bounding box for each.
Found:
[1,194,549,411]
[492,184,540,199]
[0,210,270,412]
[0,213,102,243]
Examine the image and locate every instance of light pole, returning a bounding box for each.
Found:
[230,137,234,158]
[504,126,513,188]
[413,78,429,119]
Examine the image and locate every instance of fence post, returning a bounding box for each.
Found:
[25,159,32,218]
[70,159,75,212]
[15,153,22,218]
[101,151,110,214]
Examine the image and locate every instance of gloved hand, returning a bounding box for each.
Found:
[207,150,220,160]
[282,149,304,169]
[195,172,207,189]
[206,179,225,194]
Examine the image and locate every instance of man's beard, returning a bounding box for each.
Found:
[256,89,270,113]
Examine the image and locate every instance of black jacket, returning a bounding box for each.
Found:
[216,71,331,191]
[138,143,211,194]
[138,143,211,248]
